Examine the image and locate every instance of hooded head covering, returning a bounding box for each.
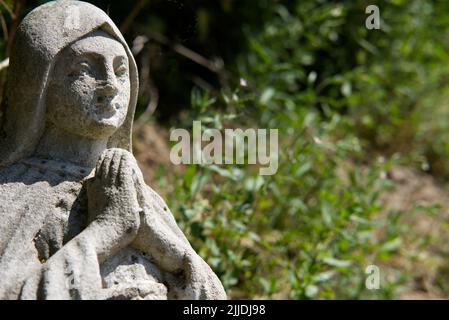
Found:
[0,0,139,168]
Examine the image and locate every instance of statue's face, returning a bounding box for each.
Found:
[45,30,131,139]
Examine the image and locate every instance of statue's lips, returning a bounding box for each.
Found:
[95,100,117,119]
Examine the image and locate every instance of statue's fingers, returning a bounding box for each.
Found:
[85,176,97,194]
[117,152,134,188]
[94,152,107,179]
[100,150,114,182]
[95,149,112,179]
[120,151,146,190]
[134,175,146,210]
[108,149,122,185]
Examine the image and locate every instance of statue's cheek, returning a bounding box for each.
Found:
[115,88,131,113]
[66,78,98,111]
[70,76,96,97]
[114,74,130,98]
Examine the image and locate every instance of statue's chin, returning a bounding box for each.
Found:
[95,104,117,119]
[76,120,122,140]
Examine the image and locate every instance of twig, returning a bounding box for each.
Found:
[0,57,9,71]
[145,31,224,73]
[0,0,14,18]
[134,46,159,128]
[6,0,24,57]
[0,0,23,107]
[145,31,230,90]
[0,11,7,42]
[120,0,149,34]
[0,12,8,42]
[0,57,8,115]
[138,83,159,123]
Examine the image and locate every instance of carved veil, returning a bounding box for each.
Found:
[0,0,139,167]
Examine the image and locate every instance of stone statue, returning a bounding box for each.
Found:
[0,0,226,300]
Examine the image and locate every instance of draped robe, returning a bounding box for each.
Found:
[0,157,226,299]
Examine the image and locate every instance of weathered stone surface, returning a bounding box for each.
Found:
[0,0,226,300]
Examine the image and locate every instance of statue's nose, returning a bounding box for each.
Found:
[96,81,118,98]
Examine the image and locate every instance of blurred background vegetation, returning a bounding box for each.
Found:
[2,0,449,299]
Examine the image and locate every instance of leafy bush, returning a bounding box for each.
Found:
[155,0,448,298]
[2,0,448,299]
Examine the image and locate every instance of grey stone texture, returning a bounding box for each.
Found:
[0,0,226,300]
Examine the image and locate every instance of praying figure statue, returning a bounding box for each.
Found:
[0,0,226,300]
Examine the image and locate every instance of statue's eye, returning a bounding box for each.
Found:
[69,61,92,77]
[78,62,92,74]
[115,64,127,77]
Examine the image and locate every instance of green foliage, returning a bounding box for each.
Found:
[156,0,449,298]
[158,88,410,299]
